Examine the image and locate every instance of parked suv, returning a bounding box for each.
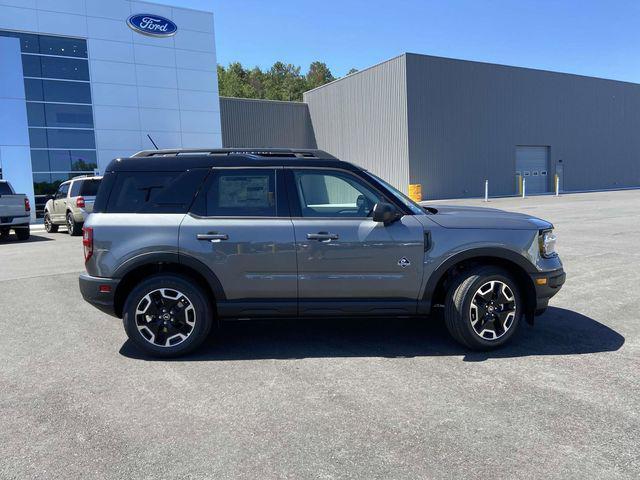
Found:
[79,149,565,357]
[44,175,101,235]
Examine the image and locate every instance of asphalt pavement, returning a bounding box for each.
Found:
[0,190,638,479]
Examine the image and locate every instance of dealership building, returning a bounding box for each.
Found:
[0,0,220,215]
[1,1,639,214]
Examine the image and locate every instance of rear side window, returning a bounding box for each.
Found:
[0,183,13,195]
[204,169,277,217]
[70,179,101,197]
[105,170,208,213]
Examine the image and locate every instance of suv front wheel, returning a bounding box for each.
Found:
[123,274,213,358]
[444,266,522,350]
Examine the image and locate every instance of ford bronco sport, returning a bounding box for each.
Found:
[79,149,565,357]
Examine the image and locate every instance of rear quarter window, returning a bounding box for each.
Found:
[105,170,209,213]
[71,179,101,197]
[0,183,13,195]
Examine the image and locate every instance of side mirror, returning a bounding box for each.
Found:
[372,202,400,224]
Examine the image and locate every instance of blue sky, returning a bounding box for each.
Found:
[156,0,640,82]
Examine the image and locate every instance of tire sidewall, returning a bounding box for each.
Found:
[123,274,213,357]
[44,213,52,232]
[15,225,30,240]
[458,270,522,349]
[67,213,75,235]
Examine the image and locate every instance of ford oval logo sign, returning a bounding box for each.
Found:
[127,14,177,37]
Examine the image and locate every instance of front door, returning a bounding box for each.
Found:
[179,167,297,318]
[287,168,425,316]
[52,183,69,222]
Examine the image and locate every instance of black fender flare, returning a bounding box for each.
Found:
[113,251,226,301]
[422,247,538,304]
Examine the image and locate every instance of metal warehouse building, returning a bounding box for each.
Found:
[222,53,640,199]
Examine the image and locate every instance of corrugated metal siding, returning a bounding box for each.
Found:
[406,53,640,199]
[303,55,411,193]
[220,97,316,148]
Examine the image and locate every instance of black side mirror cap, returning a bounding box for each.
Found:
[372,202,401,224]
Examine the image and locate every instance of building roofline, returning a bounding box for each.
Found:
[219,96,308,105]
[404,52,640,87]
[303,53,407,96]
[142,0,213,15]
[304,51,640,96]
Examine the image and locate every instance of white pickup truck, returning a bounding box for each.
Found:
[0,180,30,240]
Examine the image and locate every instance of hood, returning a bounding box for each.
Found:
[422,205,553,230]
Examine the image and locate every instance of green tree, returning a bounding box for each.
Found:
[347,68,359,75]
[306,61,335,90]
[218,61,342,101]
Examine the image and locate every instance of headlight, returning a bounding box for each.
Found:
[539,229,557,258]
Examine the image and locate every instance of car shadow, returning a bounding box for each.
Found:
[0,233,53,244]
[119,307,625,362]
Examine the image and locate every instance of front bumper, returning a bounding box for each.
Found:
[530,267,566,311]
[79,273,120,317]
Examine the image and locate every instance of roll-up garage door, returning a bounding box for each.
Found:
[516,146,549,194]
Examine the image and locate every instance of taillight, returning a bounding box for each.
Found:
[82,226,93,262]
[76,196,85,208]
[24,197,31,212]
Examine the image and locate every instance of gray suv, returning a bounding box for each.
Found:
[79,149,565,357]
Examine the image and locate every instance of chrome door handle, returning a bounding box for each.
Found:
[306,232,339,241]
[197,233,229,242]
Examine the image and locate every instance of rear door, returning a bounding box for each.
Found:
[179,167,298,318]
[287,168,425,316]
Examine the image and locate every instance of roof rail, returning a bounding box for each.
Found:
[131,148,336,160]
[70,173,100,180]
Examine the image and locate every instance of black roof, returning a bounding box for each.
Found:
[105,148,358,172]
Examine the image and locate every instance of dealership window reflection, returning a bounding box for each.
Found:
[0,29,97,206]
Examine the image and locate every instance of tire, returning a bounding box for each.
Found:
[66,212,82,236]
[44,212,58,233]
[15,225,30,241]
[122,274,214,358]
[444,266,522,350]
[0,228,9,239]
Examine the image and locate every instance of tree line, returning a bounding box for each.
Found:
[217,61,358,102]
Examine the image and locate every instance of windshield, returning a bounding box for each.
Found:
[365,172,425,215]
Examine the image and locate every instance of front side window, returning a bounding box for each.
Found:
[205,169,276,217]
[293,170,385,218]
[55,183,69,199]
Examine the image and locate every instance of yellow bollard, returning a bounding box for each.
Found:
[408,184,422,202]
[516,175,523,196]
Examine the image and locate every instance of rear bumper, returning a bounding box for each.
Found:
[72,209,91,223]
[79,273,120,317]
[530,267,566,311]
[0,215,30,228]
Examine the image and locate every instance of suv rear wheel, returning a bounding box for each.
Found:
[123,274,213,358]
[444,266,522,350]
[66,212,82,236]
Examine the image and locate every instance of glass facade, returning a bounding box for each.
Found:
[0,30,96,196]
